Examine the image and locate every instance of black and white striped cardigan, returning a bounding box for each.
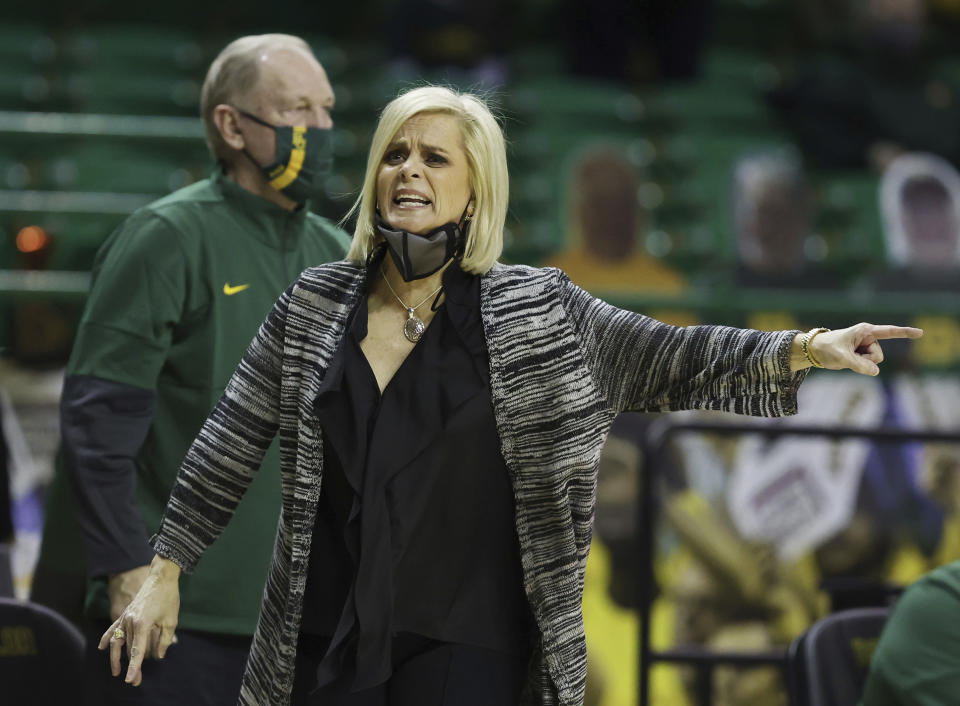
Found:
[151,260,807,706]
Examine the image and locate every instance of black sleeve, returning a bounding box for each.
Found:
[61,374,157,578]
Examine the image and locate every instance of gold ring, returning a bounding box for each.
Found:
[114,627,125,640]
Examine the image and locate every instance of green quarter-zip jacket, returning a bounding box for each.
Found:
[61,168,350,634]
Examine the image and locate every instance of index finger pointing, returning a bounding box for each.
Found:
[866,325,924,340]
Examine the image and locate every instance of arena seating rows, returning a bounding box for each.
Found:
[0,15,900,355]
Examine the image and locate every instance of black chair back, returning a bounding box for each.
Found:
[786,606,889,706]
[0,597,86,704]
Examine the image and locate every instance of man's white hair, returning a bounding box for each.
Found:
[200,34,314,164]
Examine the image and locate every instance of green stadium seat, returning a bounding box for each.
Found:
[0,73,57,111]
[506,78,647,130]
[0,24,57,70]
[65,71,200,116]
[61,26,203,77]
[647,83,776,137]
[49,143,199,194]
[813,172,886,268]
[701,47,780,91]
[508,46,565,82]
[0,159,33,190]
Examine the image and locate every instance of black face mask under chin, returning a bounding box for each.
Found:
[376,206,470,282]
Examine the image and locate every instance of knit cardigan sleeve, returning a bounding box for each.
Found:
[556,271,807,417]
[149,285,290,572]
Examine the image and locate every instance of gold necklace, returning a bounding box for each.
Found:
[381,265,443,342]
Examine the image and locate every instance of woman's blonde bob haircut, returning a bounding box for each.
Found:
[345,86,508,274]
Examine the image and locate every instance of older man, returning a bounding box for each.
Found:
[53,34,349,705]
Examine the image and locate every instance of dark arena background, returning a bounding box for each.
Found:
[1,0,959,704]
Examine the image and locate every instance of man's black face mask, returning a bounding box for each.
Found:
[235,108,333,204]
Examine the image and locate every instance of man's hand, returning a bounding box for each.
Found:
[108,565,151,621]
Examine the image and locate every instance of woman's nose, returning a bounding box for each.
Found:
[400,159,421,179]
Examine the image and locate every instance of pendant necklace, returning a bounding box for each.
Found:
[381,265,443,343]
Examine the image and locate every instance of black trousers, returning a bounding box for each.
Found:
[292,633,530,706]
[82,620,251,706]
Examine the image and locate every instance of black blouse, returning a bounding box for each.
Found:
[299,261,534,691]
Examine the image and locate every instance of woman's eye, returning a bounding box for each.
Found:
[384,150,405,163]
[426,153,447,165]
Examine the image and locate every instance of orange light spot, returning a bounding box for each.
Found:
[16,226,49,254]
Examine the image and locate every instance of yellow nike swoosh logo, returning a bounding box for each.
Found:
[223,283,250,296]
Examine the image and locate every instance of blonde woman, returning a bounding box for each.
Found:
[103,86,921,705]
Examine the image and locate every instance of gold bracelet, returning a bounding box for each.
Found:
[802,327,830,368]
